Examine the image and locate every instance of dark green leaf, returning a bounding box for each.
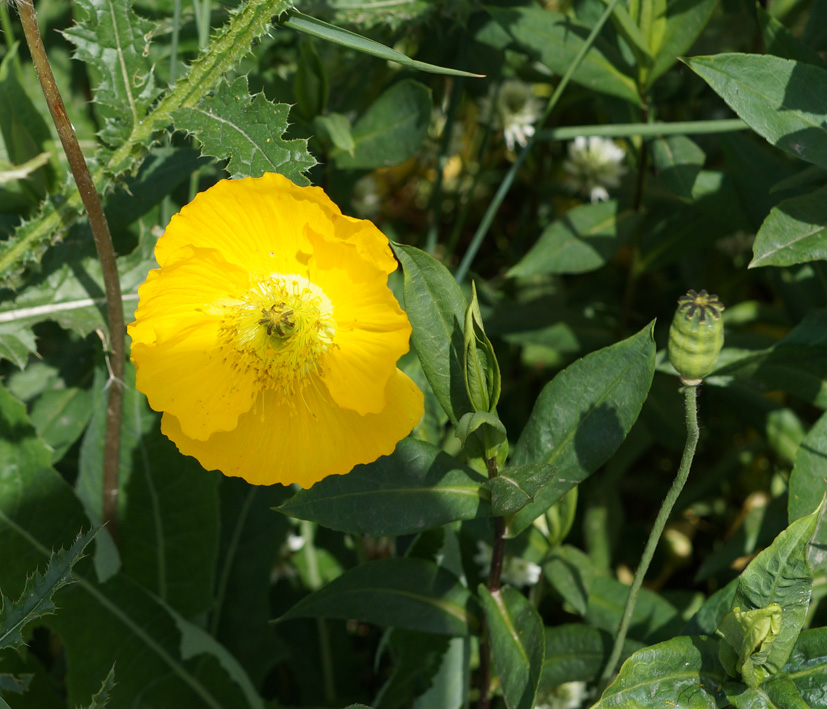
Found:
[0,528,97,652]
[29,387,94,463]
[83,666,116,709]
[543,545,593,617]
[294,39,328,119]
[334,80,431,169]
[585,575,684,644]
[725,675,809,709]
[789,410,827,521]
[479,585,544,709]
[509,201,641,276]
[392,243,473,425]
[728,509,820,676]
[750,184,827,268]
[277,558,478,636]
[278,438,489,535]
[651,135,706,200]
[486,464,557,517]
[541,624,643,689]
[757,6,827,66]
[487,6,641,106]
[78,364,221,617]
[173,76,316,182]
[783,627,827,704]
[683,580,738,635]
[686,54,827,170]
[593,636,727,707]
[281,10,482,77]
[313,113,355,153]
[647,0,716,85]
[64,0,160,147]
[508,322,656,536]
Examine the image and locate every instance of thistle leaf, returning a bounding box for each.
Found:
[173,76,316,182]
[0,527,97,652]
[64,0,160,147]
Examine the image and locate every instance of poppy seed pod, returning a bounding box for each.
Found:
[668,289,725,386]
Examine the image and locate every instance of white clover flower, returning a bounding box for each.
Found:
[479,79,543,151]
[474,541,542,588]
[563,136,628,202]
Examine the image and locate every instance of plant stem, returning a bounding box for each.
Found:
[600,384,700,683]
[16,0,125,541]
[477,455,506,709]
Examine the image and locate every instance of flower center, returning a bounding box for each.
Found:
[218,273,336,396]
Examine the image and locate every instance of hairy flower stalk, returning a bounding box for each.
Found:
[600,290,724,685]
[15,0,125,539]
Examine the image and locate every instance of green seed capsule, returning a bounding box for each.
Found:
[668,289,725,385]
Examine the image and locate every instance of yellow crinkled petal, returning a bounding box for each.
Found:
[305,233,411,414]
[161,369,424,487]
[128,248,259,440]
[155,173,342,274]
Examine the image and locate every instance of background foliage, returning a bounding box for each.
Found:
[1,0,827,707]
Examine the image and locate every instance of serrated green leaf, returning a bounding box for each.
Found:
[750,184,827,268]
[686,54,827,170]
[392,243,474,425]
[487,6,642,106]
[592,636,727,707]
[508,201,641,277]
[83,666,115,709]
[479,585,544,709]
[507,322,656,536]
[0,527,97,652]
[173,75,316,182]
[0,673,31,695]
[278,438,489,535]
[277,558,478,636]
[334,80,431,170]
[64,0,160,147]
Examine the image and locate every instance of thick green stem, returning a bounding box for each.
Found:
[600,384,700,682]
[16,0,125,541]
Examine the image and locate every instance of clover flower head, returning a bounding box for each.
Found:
[534,681,589,709]
[479,79,543,151]
[128,173,424,487]
[474,541,542,587]
[563,136,627,202]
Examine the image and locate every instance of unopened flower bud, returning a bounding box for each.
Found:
[668,289,725,386]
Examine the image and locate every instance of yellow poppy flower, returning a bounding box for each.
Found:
[128,173,424,487]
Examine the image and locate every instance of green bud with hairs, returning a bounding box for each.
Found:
[668,289,725,385]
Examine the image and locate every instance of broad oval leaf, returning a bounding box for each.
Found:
[487,6,641,106]
[479,585,544,709]
[392,243,473,425]
[593,636,727,707]
[750,184,827,268]
[507,322,656,536]
[334,79,431,169]
[277,438,490,535]
[686,54,827,170]
[485,464,557,517]
[277,558,477,636]
[509,201,640,277]
[725,675,810,709]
